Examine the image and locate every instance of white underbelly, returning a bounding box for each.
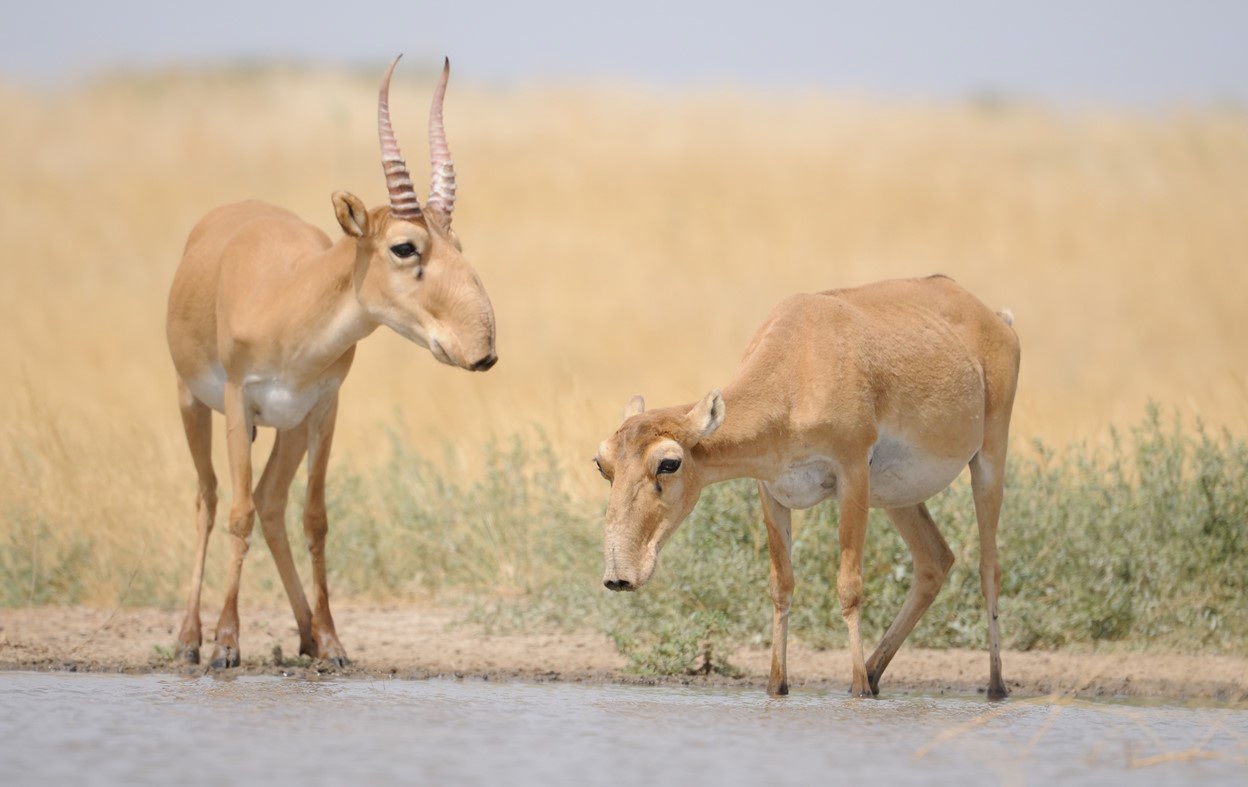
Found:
[185,364,339,431]
[867,434,973,508]
[763,435,976,511]
[246,376,337,430]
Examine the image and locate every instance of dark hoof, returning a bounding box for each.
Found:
[174,646,200,665]
[987,684,1010,701]
[209,645,240,669]
[768,682,789,697]
[323,656,350,669]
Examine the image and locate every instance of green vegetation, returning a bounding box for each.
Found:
[4,407,1246,676]
[353,405,1248,674]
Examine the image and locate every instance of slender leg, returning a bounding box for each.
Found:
[973,323,1020,700]
[970,445,1009,700]
[758,482,794,697]
[253,425,315,657]
[837,464,872,697]
[303,393,348,666]
[210,381,256,668]
[174,381,217,664]
[865,503,954,695]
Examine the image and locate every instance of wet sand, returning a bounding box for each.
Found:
[2,605,1245,703]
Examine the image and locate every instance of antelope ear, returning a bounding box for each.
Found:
[622,395,645,422]
[686,389,724,444]
[332,191,370,238]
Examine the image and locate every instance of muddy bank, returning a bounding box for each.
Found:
[2,605,1244,703]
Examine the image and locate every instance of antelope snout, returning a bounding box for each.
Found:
[470,352,498,372]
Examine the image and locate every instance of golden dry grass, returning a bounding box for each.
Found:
[2,66,1246,605]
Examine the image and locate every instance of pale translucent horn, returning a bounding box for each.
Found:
[426,57,457,221]
[378,54,421,219]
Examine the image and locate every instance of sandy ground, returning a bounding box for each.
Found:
[2,605,1245,703]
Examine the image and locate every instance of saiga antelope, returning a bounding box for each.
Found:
[165,56,496,668]
[595,275,1019,698]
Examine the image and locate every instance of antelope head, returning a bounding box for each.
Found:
[334,55,497,372]
[594,391,725,591]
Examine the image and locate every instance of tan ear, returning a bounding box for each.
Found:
[332,191,370,238]
[622,395,645,422]
[686,389,724,444]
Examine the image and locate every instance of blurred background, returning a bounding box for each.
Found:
[1,1,1246,605]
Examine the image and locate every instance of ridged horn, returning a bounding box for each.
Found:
[378,54,421,219]
[426,57,457,222]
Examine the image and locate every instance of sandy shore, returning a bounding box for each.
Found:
[2,605,1245,703]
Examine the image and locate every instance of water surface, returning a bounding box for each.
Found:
[1,672,1245,786]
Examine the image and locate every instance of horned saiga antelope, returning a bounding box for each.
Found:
[595,275,1019,698]
[166,56,496,668]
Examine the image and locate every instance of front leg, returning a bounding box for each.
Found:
[837,464,872,697]
[303,394,348,667]
[758,482,794,697]
[211,381,256,668]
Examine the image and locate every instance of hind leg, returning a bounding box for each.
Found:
[973,313,1020,699]
[865,503,954,695]
[970,441,1010,700]
[174,381,217,664]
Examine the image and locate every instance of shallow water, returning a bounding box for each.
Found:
[1,672,1245,786]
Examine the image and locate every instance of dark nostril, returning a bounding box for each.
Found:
[604,579,633,592]
[471,353,498,371]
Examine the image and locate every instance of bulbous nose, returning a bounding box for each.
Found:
[470,352,498,372]
[603,578,634,592]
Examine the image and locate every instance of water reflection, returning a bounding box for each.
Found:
[0,672,1244,786]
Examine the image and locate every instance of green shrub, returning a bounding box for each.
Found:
[0,508,93,606]
[5,406,1245,678]
[478,405,1248,673]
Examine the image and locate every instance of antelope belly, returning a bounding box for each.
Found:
[867,435,972,508]
[245,377,339,430]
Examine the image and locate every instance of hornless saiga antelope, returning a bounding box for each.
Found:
[594,275,1020,698]
[166,56,496,668]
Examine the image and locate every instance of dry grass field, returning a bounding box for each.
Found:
[1,65,1246,607]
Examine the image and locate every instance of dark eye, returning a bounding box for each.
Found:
[593,458,611,482]
[657,458,681,475]
[390,242,419,259]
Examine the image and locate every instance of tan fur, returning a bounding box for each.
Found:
[165,73,496,670]
[595,275,1020,698]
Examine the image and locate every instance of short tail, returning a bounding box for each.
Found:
[997,308,1014,326]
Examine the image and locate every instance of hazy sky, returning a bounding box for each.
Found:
[4,1,1247,106]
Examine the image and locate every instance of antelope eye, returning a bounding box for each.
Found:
[594,458,607,479]
[390,242,419,259]
[657,458,681,475]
